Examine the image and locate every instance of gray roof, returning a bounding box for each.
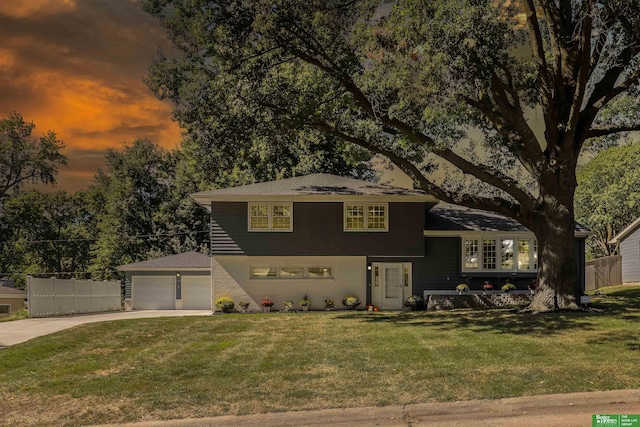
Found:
[610,217,640,244]
[0,285,27,297]
[116,252,211,272]
[425,203,590,235]
[191,173,436,204]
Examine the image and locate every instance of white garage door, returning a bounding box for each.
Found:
[133,276,175,310]
[182,276,212,310]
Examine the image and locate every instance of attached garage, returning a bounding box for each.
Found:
[117,252,211,311]
[132,276,176,310]
[182,276,211,309]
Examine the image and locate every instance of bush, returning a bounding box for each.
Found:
[501,283,516,292]
[215,297,235,313]
[456,284,469,293]
[342,295,361,310]
[404,295,424,310]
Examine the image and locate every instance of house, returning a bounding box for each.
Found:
[610,217,640,284]
[0,283,27,316]
[118,173,588,311]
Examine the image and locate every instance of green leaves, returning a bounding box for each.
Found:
[0,112,66,203]
[576,143,640,257]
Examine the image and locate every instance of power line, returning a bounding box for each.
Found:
[25,230,210,244]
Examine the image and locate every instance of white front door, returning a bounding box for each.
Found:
[371,263,411,310]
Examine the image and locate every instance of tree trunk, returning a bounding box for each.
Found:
[527,172,581,312]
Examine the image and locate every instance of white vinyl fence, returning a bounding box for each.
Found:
[27,277,121,318]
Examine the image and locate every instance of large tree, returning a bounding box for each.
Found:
[576,143,640,259]
[0,112,66,204]
[144,0,640,311]
[0,191,93,278]
[89,138,210,279]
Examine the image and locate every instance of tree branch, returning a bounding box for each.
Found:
[586,124,640,139]
[308,121,529,221]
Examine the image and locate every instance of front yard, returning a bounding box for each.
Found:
[0,286,639,426]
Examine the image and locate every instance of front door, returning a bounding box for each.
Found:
[371,263,411,310]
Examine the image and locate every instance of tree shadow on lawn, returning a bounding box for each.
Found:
[334,309,603,337]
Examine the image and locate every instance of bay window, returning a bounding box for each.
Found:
[462,236,538,272]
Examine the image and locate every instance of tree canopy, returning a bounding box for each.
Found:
[0,112,67,204]
[144,0,640,311]
[576,142,640,258]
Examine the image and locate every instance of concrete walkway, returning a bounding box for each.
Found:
[94,389,640,427]
[0,310,211,348]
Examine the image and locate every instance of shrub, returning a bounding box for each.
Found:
[404,294,424,310]
[283,301,294,312]
[215,297,235,313]
[456,284,469,293]
[501,283,516,292]
[260,297,274,307]
[299,294,311,308]
[342,294,361,310]
[324,299,335,309]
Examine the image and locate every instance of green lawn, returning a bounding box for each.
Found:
[1,286,639,426]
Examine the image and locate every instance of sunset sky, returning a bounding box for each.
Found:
[0,0,181,193]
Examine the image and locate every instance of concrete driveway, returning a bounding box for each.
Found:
[0,310,211,348]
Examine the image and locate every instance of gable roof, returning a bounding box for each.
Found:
[0,285,27,298]
[116,251,211,272]
[425,203,590,236]
[191,173,436,205]
[610,217,640,244]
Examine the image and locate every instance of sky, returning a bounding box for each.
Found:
[0,0,181,193]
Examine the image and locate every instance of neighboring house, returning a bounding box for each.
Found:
[118,173,588,311]
[610,217,640,284]
[117,252,211,310]
[0,284,27,316]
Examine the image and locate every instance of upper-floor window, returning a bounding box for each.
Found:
[463,236,538,272]
[344,203,388,231]
[248,202,293,232]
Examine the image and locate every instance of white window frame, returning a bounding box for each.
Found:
[343,203,389,232]
[248,202,293,232]
[250,266,333,279]
[461,235,538,273]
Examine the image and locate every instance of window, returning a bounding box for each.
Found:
[461,236,538,272]
[344,203,388,231]
[483,239,496,270]
[0,304,10,315]
[250,266,333,279]
[248,202,292,231]
[464,239,479,270]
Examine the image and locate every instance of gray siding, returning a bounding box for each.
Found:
[210,202,426,257]
[620,227,640,282]
[410,237,585,295]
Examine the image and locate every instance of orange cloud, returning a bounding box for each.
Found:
[0,0,77,19]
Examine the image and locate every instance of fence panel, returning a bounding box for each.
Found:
[585,255,622,291]
[28,277,121,318]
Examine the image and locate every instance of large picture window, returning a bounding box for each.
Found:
[462,236,538,272]
[344,203,388,231]
[248,202,293,231]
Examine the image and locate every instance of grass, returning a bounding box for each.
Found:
[1,286,639,426]
[0,308,28,323]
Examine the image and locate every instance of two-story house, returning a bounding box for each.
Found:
[118,173,588,311]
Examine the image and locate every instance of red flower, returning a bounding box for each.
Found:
[260,297,274,307]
